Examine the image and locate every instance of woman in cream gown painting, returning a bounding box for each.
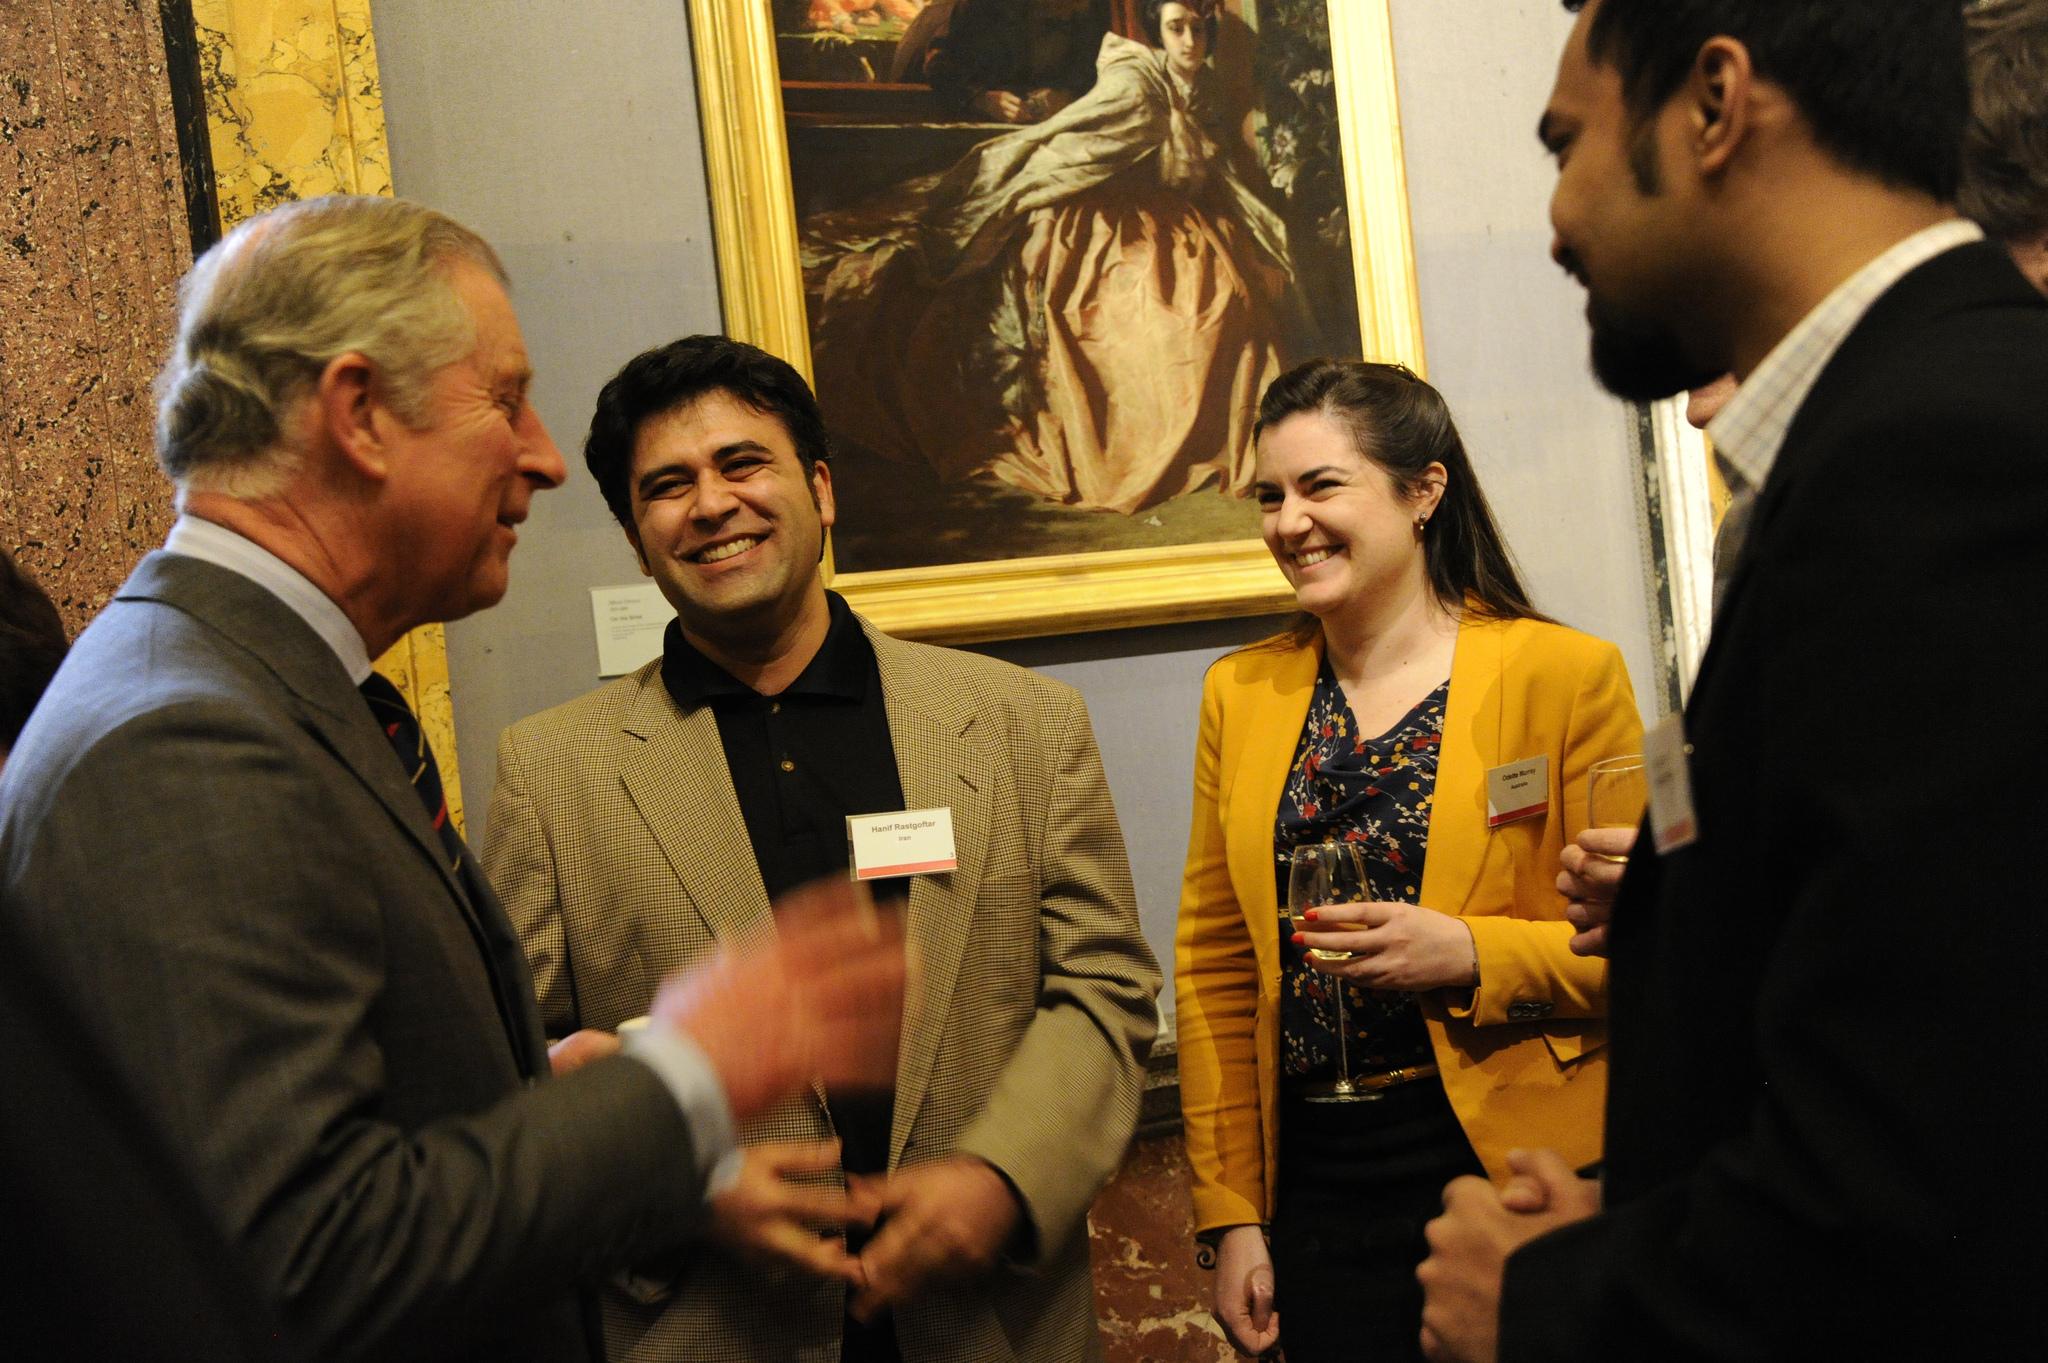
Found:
[802,0,1302,517]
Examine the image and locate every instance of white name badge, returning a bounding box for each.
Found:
[1485,755,1550,828]
[846,807,958,881]
[1643,713,1699,854]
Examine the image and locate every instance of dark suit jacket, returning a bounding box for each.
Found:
[0,895,291,1362]
[0,553,709,1363]
[1502,242,2048,1359]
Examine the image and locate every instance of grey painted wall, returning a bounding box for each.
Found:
[375,0,1652,1022]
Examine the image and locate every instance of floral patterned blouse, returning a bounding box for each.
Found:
[1272,662,1447,1081]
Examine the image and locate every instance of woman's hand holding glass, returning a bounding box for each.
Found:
[1294,899,1479,991]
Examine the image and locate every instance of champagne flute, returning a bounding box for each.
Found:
[1586,755,1649,863]
[1286,841,1375,1101]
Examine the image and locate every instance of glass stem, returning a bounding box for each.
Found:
[1332,981,1355,1093]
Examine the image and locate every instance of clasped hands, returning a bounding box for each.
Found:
[1210,1153,1600,1363]
[1415,1148,1601,1363]
[541,878,1017,1313]
[709,1149,1023,1317]
[1293,900,1478,991]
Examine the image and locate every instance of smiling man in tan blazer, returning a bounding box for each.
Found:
[483,335,1160,1363]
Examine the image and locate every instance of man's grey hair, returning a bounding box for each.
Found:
[154,195,507,498]
[1960,0,2048,241]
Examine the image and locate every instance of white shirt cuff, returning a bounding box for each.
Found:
[621,1025,744,1198]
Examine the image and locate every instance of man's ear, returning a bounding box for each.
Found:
[313,352,391,482]
[1690,36,1757,180]
[811,459,837,533]
[624,523,652,577]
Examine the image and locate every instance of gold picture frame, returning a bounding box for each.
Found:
[688,0,1425,644]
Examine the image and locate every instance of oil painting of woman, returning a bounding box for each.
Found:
[802,0,1306,519]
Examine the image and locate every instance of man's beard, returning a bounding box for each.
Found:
[1585,295,1722,402]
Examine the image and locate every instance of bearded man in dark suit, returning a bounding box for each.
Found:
[1416,3,2048,1359]
[0,195,903,1363]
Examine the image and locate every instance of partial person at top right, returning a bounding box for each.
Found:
[1559,0,2048,959]
[1415,1,2048,1357]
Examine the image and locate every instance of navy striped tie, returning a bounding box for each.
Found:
[359,672,465,875]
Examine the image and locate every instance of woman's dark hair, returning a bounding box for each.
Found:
[1563,0,1965,204]
[1254,359,1544,636]
[584,335,831,530]
[1143,0,1220,51]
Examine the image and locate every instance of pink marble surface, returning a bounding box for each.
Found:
[1,0,188,633]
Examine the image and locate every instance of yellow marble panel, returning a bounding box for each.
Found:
[191,0,392,220]
[190,0,464,832]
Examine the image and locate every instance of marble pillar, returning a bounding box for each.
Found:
[0,0,192,633]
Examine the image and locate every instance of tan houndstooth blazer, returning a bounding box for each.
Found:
[483,617,1161,1363]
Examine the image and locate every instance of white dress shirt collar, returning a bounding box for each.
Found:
[163,515,374,684]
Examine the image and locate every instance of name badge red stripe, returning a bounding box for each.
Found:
[1487,800,1547,828]
[855,857,959,880]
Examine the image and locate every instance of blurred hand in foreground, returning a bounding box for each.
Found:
[652,878,907,1125]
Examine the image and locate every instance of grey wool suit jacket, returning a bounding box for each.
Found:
[484,616,1162,1363]
[0,553,711,1363]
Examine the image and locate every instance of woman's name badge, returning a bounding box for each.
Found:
[1643,714,1699,854]
[1486,756,1550,828]
[846,807,958,880]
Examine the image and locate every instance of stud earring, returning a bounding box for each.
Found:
[1414,514,1429,535]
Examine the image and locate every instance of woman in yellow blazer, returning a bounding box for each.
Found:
[1175,360,1641,1362]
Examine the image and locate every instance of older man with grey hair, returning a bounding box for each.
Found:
[0,194,905,1363]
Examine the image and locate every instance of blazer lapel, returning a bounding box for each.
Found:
[284,615,548,1075]
[127,555,478,912]
[614,670,777,952]
[124,553,539,1067]
[1227,641,1319,995]
[867,628,991,1164]
[1423,616,1503,917]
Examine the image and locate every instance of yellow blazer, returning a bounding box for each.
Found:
[1174,614,1642,1232]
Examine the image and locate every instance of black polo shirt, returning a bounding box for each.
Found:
[660,591,907,904]
[661,593,908,1360]
[659,590,902,1187]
